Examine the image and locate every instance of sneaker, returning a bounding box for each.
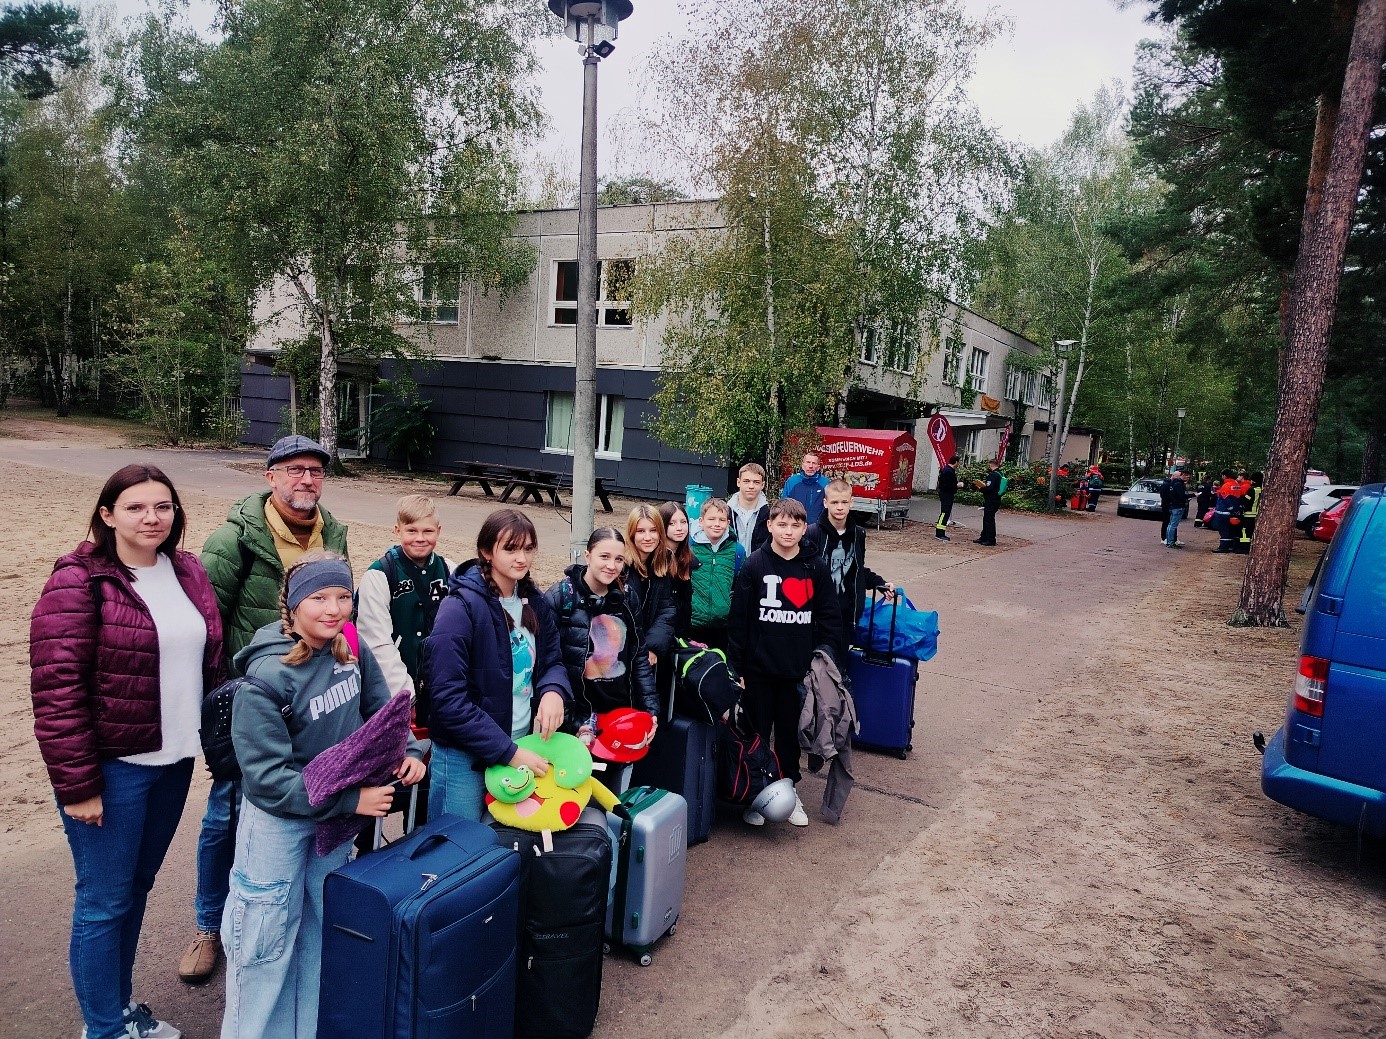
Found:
[1174,541,1186,548]
[935,533,951,541]
[742,808,766,826]
[788,796,809,827]
[177,929,222,984]
[124,1003,181,1039]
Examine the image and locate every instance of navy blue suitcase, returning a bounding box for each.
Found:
[630,715,716,845]
[320,813,521,1039]
[848,589,918,759]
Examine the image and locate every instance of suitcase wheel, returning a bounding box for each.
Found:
[668,921,678,936]
[639,953,653,967]
[603,941,612,955]
[895,749,908,760]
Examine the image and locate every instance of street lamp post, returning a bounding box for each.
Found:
[548,0,633,562]
[1046,339,1076,511]
[1174,407,1186,468]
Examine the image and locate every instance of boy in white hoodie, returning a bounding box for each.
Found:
[728,462,771,555]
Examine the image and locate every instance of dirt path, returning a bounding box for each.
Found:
[2,412,1382,1039]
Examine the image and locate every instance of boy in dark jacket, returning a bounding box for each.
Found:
[802,478,894,651]
[935,455,958,540]
[728,498,843,828]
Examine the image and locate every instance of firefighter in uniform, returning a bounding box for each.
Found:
[1235,471,1263,554]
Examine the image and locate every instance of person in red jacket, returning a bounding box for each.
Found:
[30,465,224,1039]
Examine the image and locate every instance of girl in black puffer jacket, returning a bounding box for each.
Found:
[545,528,658,786]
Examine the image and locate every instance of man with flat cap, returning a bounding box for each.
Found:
[177,435,350,984]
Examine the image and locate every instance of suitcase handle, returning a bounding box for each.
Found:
[406,832,450,860]
[863,586,901,665]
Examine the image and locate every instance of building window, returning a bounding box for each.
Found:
[417,264,459,323]
[1015,433,1031,462]
[1023,372,1040,406]
[544,391,625,458]
[942,342,963,386]
[860,330,878,365]
[968,348,989,389]
[1005,366,1023,400]
[960,429,979,460]
[551,259,636,328]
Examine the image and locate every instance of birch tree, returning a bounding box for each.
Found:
[124,0,541,463]
[631,0,1008,467]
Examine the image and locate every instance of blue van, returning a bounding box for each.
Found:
[1261,484,1386,835]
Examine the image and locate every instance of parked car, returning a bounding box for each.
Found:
[1312,498,1350,543]
[1259,485,1386,837]
[1304,469,1332,488]
[1117,479,1164,519]
[1298,484,1359,533]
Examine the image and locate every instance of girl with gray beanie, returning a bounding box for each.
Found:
[220,551,425,1039]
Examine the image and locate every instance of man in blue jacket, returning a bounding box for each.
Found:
[782,451,829,525]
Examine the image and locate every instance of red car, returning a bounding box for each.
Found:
[1312,498,1350,542]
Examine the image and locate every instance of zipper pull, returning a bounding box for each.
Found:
[419,873,438,892]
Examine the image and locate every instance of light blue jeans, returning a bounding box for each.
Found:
[220,799,349,1039]
[1166,506,1186,546]
[429,742,488,822]
[60,758,194,1039]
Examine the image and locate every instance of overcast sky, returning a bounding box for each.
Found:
[108,0,1160,175]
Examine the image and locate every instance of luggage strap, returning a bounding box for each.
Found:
[862,586,901,665]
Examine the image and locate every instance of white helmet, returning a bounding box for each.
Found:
[750,778,797,823]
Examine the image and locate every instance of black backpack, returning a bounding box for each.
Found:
[200,675,285,782]
[716,713,783,805]
[671,639,740,724]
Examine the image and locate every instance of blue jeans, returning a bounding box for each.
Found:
[1165,506,1186,546]
[429,742,488,822]
[196,779,236,931]
[59,757,194,1039]
[220,799,349,1039]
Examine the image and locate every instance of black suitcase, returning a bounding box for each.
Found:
[491,807,611,1038]
[320,813,520,1039]
[630,715,716,845]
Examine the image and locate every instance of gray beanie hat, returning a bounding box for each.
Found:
[287,558,354,613]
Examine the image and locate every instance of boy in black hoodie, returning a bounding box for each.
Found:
[802,478,894,651]
[728,498,843,827]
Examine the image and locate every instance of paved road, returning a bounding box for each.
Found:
[0,438,1194,1038]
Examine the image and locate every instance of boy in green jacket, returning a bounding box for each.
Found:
[689,497,746,651]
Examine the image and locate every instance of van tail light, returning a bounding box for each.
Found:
[1293,655,1329,717]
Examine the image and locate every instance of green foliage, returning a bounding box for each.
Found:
[597,177,687,206]
[368,379,436,471]
[122,0,541,459]
[634,0,1009,467]
[0,2,87,99]
[105,240,248,445]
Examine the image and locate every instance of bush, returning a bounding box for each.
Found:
[953,458,1081,510]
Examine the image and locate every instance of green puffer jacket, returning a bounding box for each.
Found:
[200,491,349,668]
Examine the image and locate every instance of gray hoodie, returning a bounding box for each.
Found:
[232,622,421,821]
[728,491,767,555]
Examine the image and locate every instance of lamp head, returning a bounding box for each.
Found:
[548,0,633,45]
[1054,338,1077,358]
[1177,407,1186,419]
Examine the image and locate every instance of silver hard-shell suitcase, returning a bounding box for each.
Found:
[605,786,687,965]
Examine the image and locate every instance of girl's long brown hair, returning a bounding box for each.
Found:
[657,501,694,581]
[477,508,539,634]
[279,550,356,666]
[624,504,670,580]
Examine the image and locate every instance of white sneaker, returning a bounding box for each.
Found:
[742,808,766,826]
[125,1003,181,1039]
[788,796,809,827]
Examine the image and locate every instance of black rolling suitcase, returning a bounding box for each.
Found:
[491,807,611,1038]
[631,715,716,844]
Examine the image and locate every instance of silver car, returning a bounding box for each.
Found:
[1117,479,1164,519]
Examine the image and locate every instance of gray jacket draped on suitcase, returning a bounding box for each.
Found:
[798,648,856,824]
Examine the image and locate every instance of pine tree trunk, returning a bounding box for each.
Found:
[1362,427,1381,484]
[1235,0,1386,626]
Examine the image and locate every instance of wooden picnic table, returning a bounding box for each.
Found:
[444,461,614,513]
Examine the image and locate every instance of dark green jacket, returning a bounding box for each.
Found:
[201,491,349,668]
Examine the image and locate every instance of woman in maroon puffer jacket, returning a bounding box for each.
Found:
[31,464,223,1039]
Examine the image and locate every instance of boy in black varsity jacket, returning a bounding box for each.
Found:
[728,498,843,828]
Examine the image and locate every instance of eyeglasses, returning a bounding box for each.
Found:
[118,503,178,518]
[272,465,326,480]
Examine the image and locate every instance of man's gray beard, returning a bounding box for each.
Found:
[277,490,320,513]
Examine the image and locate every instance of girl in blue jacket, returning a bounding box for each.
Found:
[421,509,571,821]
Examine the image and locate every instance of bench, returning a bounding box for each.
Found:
[444,461,614,513]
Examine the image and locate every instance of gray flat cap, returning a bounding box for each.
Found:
[267,435,330,468]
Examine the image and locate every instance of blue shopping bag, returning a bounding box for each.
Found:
[854,592,939,662]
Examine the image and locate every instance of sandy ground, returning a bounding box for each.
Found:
[2,410,1384,1039]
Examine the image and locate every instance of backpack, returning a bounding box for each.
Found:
[998,474,1009,495]
[671,638,740,724]
[716,712,783,805]
[200,675,286,782]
